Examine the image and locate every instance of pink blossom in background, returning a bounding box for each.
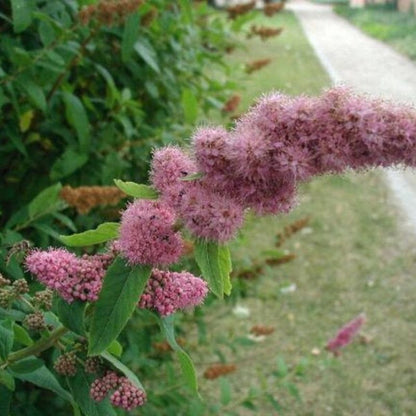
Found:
[326,313,366,354]
[118,200,183,266]
[138,269,208,316]
[25,248,114,303]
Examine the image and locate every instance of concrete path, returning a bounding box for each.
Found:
[288,0,416,232]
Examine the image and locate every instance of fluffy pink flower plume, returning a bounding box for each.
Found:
[90,371,146,411]
[326,313,366,354]
[138,269,208,316]
[25,248,115,303]
[150,146,244,242]
[193,87,416,214]
[118,200,183,266]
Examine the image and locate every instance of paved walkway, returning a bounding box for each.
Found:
[288,0,416,232]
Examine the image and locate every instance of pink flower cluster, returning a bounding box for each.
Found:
[150,146,244,242]
[138,269,208,316]
[326,313,366,354]
[25,248,115,303]
[118,200,183,266]
[193,87,416,214]
[90,371,146,411]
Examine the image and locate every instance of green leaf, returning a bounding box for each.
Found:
[13,324,33,347]
[38,19,56,46]
[180,172,203,182]
[101,352,144,390]
[160,315,199,395]
[28,183,62,220]
[11,0,34,33]
[9,357,44,374]
[113,179,158,199]
[181,89,198,124]
[25,82,47,112]
[194,241,232,298]
[0,320,14,361]
[106,340,123,358]
[62,92,90,153]
[10,365,73,403]
[0,385,12,415]
[134,40,160,73]
[60,222,119,247]
[0,370,15,391]
[67,369,116,416]
[56,298,85,335]
[88,258,151,355]
[122,12,140,62]
[50,148,88,181]
[220,377,232,406]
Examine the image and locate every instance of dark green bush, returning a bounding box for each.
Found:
[0,0,237,228]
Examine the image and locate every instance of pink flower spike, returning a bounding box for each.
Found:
[118,200,184,266]
[326,313,366,354]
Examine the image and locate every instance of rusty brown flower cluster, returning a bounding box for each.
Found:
[78,0,143,26]
[250,325,275,336]
[275,217,310,247]
[245,58,272,74]
[222,94,241,114]
[226,1,256,19]
[264,2,285,17]
[203,363,237,380]
[248,25,284,41]
[60,185,125,215]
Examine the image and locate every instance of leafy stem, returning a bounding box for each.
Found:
[2,326,68,369]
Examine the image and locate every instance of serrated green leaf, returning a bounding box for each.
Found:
[88,258,151,355]
[122,12,140,62]
[62,92,90,153]
[25,82,47,112]
[194,241,232,298]
[56,298,85,335]
[13,324,33,347]
[0,320,14,361]
[28,183,62,220]
[113,179,158,199]
[10,365,73,403]
[134,40,160,73]
[50,148,88,181]
[0,370,15,391]
[160,315,199,395]
[181,89,198,124]
[9,357,44,374]
[11,0,34,33]
[101,351,144,390]
[67,369,116,416]
[60,222,119,247]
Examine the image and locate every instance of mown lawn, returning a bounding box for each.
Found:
[186,9,416,416]
[334,4,416,61]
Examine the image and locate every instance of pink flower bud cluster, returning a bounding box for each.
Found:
[90,371,146,411]
[193,87,416,214]
[118,200,184,266]
[25,248,116,303]
[138,269,208,316]
[150,146,244,242]
[326,313,366,354]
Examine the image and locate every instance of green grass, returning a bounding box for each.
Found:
[334,4,416,61]
[185,10,416,416]
[215,10,331,112]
